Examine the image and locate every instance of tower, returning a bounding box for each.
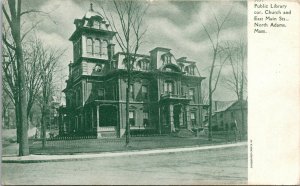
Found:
[69,3,116,75]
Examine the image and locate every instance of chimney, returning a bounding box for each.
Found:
[108,43,115,60]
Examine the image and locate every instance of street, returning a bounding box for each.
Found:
[2,145,247,185]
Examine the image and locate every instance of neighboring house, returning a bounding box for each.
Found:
[203,100,248,132]
[58,5,206,137]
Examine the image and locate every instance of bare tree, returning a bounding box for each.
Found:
[2,0,30,155]
[1,90,14,129]
[2,35,47,140]
[27,39,64,148]
[201,8,232,141]
[2,41,21,140]
[102,1,148,146]
[222,40,247,138]
[2,0,55,155]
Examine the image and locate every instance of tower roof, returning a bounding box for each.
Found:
[83,3,104,19]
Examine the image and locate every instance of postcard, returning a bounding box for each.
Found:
[1,0,299,185]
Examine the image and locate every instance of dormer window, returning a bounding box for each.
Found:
[178,63,184,70]
[162,53,172,65]
[167,56,171,63]
[184,66,189,74]
[164,55,171,64]
[190,66,195,75]
[93,20,100,29]
[137,59,150,70]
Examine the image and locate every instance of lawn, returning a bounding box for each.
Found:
[2,127,37,147]
[29,135,237,155]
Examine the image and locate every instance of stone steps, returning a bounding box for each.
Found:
[100,131,117,138]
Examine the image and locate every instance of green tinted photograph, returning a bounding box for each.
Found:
[2,0,247,185]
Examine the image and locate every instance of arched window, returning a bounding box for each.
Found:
[87,38,93,54]
[101,40,108,56]
[94,39,101,55]
[164,80,174,94]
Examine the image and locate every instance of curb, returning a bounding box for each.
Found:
[2,142,247,163]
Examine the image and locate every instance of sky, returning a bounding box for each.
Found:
[20,0,247,101]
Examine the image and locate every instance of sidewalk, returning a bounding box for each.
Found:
[2,142,247,163]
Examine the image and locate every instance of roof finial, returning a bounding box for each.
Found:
[90,3,94,11]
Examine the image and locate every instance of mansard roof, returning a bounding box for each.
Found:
[69,3,114,41]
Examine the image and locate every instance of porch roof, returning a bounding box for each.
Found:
[159,94,191,104]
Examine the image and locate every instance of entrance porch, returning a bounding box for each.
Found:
[159,94,191,133]
[81,101,119,138]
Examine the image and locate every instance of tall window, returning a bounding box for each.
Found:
[73,39,82,60]
[94,39,101,55]
[143,111,149,127]
[191,112,196,127]
[75,92,78,107]
[112,86,116,100]
[87,38,93,54]
[189,88,195,102]
[77,88,82,106]
[101,40,108,56]
[129,111,135,126]
[129,84,134,99]
[164,81,174,94]
[142,85,148,100]
[97,89,104,100]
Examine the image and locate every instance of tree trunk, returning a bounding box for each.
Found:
[208,90,212,141]
[239,92,245,140]
[125,73,131,146]
[208,51,217,141]
[41,105,46,148]
[16,39,29,156]
[240,52,245,140]
[15,102,21,143]
[16,49,29,155]
[6,0,29,156]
